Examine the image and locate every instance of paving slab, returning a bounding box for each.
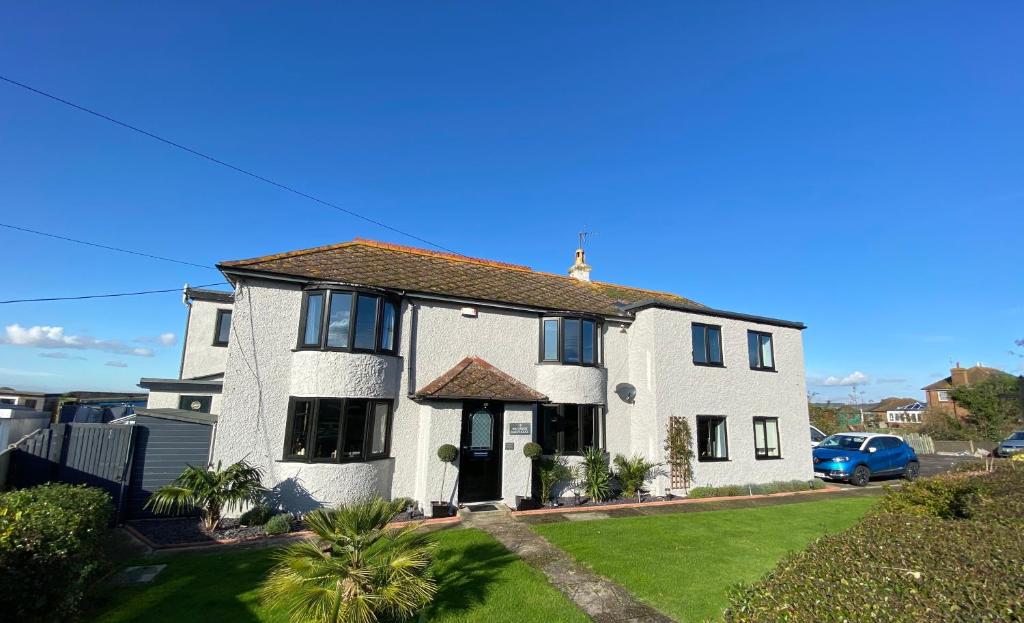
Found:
[107,564,167,586]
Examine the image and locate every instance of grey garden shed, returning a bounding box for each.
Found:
[113,407,217,519]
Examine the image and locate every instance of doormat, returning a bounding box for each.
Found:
[465,504,500,512]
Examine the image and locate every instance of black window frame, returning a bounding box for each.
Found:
[696,415,730,462]
[539,404,602,455]
[692,322,724,367]
[212,309,232,347]
[538,315,602,367]
[297,289,400,355]
[282,397,393,463]
[752,416,782,460]
[747,330,776,372]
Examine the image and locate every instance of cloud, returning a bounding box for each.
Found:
[104,361,129,368]
[39,352,87,361]
[135,332,176,346]
[0,324,153,357]
[0,367,58,377]
[876,377,907,384]
[819,371,869,386]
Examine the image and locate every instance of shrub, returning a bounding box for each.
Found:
[537,453,571,504]
[613,454,660,499]
[436,444,458,463]
[146,460,265,531]
[0,484,112,622]
[581,446,612,501]
[522,441,543,460]
[239,504,273,526]
[873,475,984,520]
[688,480,821,498]
[264,513,292,535]
[724,467,1024,622]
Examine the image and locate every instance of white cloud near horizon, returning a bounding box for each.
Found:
[135,332,176,346]
[39,352,88,361]
[104,361,129,368]
[0,324,154,357]
[814,371,869,387]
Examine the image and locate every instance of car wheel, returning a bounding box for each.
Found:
[904,461,920,481]
[851,465,871,487]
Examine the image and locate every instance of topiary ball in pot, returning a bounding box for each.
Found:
[437,443,458,463]
[523,442,543,460]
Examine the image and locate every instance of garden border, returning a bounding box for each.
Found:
[509,484,841,516]
[124,514,462,551]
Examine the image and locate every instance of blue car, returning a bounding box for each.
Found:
[812,433,919,486]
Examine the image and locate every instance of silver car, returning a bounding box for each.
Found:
[996,431,1024,458]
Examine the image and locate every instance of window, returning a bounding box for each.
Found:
[213,309,232,346]
[540,404,600,454]
[753,417,781,459]
[697,416,729,461]
[539,316,600,365]
[0,398,14,405]
[24,399,38,409]
[178,395,212,413]
[298,290,399,354]
[937,390,950,402]
[747,330,775,371]
[692,323,723,366]
[283,397,392,462]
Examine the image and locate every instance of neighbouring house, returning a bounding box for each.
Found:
[0,387,48,411]
[923,363,1017,421]
[140,238,813,516]
[138,286,233,415]
[868,397,926,429]
[0,404,51,448]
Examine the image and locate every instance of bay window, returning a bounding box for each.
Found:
[539,316,601,365]
[283,397,392,462]
[299,289,398,354]
[753,417,781,459]
[540,404,600,454]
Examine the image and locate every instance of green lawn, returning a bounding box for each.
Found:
[89,527,587,623]
[534,496,877,623]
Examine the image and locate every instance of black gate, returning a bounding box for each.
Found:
[8,424,136,523]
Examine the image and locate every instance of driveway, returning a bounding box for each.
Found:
[820,453,975,489]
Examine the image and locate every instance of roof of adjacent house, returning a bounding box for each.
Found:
[218,239,702,318]
[0,387,46,397]
[414,356,548,402]
[922,365,1013,390]
[186,286,234,304]
[869,397,925,413]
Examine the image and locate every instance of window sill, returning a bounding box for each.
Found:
[537,361,604,368]
[276,456,394,465]
[749,367,777,373]
[697,457,731,463]
[211,342,229,348]
[693,362,725,368]
[755,456,783,461]
[291,347,399,357]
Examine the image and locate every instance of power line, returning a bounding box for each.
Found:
[0,74,461,255]
[0,282,228,304]
[0,222,216,270]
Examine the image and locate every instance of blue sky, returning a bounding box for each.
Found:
[1,3,1021,400]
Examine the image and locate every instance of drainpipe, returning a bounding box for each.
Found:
[406,301,418,397]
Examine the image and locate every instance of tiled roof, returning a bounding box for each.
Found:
[414,357,548,402]
[219,239,701,317]
[922,366,1012,390]
[869,397,923,413]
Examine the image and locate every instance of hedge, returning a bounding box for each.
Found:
[688,479,824,499]
[724,466,1024,622]
[0,484,112,622]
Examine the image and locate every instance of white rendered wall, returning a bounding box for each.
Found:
[628,308,813,494]
[290,351,399,399]
[181,298,233,379]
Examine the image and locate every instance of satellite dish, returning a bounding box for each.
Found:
[614,383,636,404]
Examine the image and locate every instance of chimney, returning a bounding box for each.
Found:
[951,362,969,387]
[568,247,591,281]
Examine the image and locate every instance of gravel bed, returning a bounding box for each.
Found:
[127,517,301,547]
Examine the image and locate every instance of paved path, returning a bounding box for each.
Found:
[463,507,673,623]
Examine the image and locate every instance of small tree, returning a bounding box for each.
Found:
[523,442,542,498]
[613,454,661,502]
[436,444,458,503]
[146,460,264,531]
[537,453,570,505]
[664,417,695,495]
[953,375,1022,441]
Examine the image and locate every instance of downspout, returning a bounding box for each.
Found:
[406,301,418,397]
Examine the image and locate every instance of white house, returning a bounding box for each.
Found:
[142,239,813,516]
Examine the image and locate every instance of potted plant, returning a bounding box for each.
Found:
[516,442,544,510]
[432,444,458,517]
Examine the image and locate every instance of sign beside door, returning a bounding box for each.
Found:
[508,422,531,435]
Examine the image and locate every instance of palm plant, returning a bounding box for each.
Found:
[580,446,612,502]
[145,460,264,531]
[613,454,660,501]
[261,497,436,623]
[537,453,571,505]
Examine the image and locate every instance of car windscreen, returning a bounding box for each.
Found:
[819,435,866,450]
[1007,432,1024,441]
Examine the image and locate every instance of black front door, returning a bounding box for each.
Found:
[459,401,503,503]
